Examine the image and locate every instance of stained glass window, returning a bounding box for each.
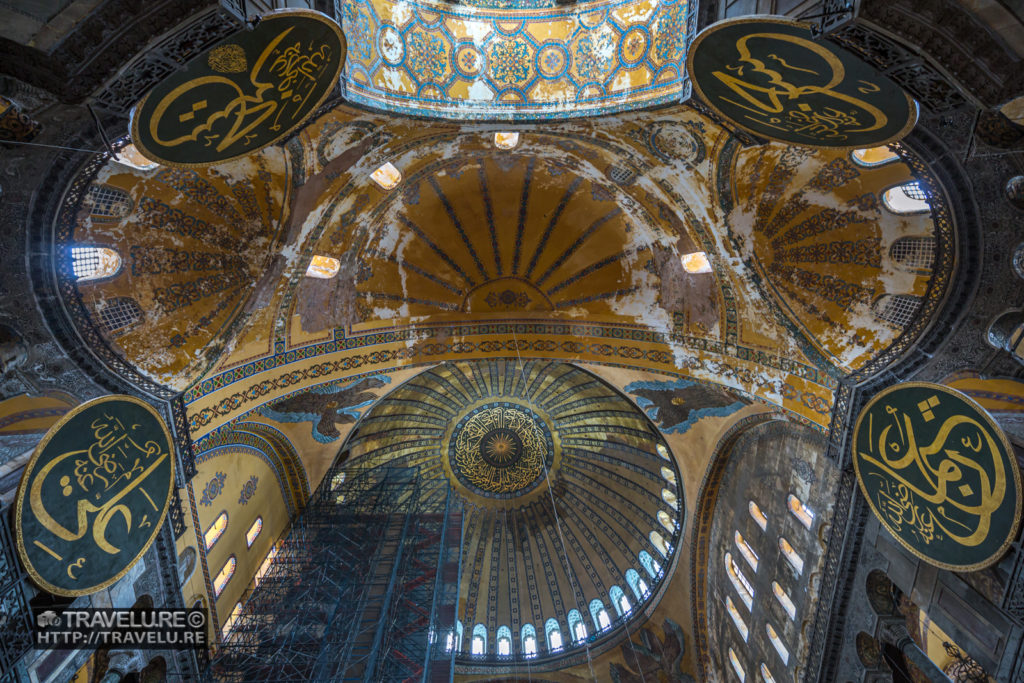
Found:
[245,517,262,548]
[734,531,759,571]
[221,601,242,639]
[650,530,669,557]
[214,556,236,597]
[306,255,340,279]
[772,581,797,620]
[851,146,899,167]
[779,537,804,574]
[72,246,121,282]
[786,494,814,529]
[726,596,749,642]
[749,501,768,531]
[882,181,930,214]
[204,512,227,550]
[371,161,402,190]
[726,552,754,610]
[766,623,789,664]
[661,488,678,510]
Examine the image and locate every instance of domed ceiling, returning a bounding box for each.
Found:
[339,359,683,667]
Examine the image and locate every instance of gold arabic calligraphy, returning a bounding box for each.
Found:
[452,407,546,495]
[148,26,334,153]
[859,398,1004,548]
[29,412,169,579]
[712,32,890,142]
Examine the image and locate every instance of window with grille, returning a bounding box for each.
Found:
[71,246,121,281]
[873,294,922,328]
[85,184,132,220]
[890,237,935,272]
[99,297,142,333]
[882,181,930,214]
[851,146,899,167]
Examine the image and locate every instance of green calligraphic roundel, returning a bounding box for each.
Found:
[130,9,346,167]
[853,383,1021,571]
[686,16,918,149]
[15,396,175,596]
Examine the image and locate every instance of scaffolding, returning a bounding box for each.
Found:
[211,465,462,683]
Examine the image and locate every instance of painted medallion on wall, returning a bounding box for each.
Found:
[853,383,1021,571]
[686,16,917,149]
[130,9,346,167]
[15,396,174,596]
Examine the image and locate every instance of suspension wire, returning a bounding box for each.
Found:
[0,139,110,154]
[510,327,598,682]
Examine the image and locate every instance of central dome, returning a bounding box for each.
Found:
[340,359,684,668]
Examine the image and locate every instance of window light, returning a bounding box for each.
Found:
[254,545,277,587]
[658,510,676,533]
[522,624,537,657]
[734,531,759,571]
[772,581,797,620]
[471,636,484,655]
[760,663,778,683]
[115,143,159,170]
[371,161,402,190]
[497,635,511,655]
[306,254,340,279]
[851,146,898,167]
[661,488,678,510]
[545,618,563,651]
[204,512,228,550]
[749,501,767,531]
[779,537,804,575]
[660,466,676,485]
[726,552,754,610]
[213,556,236,596]
[882,181,930,214]
[656,443,670,460]
[222,601,243,639]
[245,517,263,548]
[650,530,669,557]
[681,251,712,274]
[726,596,749,641]
[729,647,746,681]
[494,132,519,149]
[71,246,121,282]
[787,494,814,529]
[766,623,789,664]
[331,471,346,490]
[471,624,487,655]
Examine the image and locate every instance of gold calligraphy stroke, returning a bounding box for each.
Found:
[860,412,1005,547]
[711,31,889,135]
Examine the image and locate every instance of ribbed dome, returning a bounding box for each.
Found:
[339,359,683,668]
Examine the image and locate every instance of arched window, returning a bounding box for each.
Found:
[729,647,746,681]
[882,181,930,214]
[544,618,563,652]
[657,510,676,534]
[851,146,898,167]
[496,626,512,656]
[786,494,814,529]
[625,568,648,601]
[98,297,142,334]
[656,443,670,460]
[567,610,586,644]
[371,161,401,190]
[71,246,121,282]
[521,624,537,657]
[725,552,754,610]
[455,621,464,651]
[661,488,679,510]
[115,143,159,170]
[779,538,804,575]
[331,471,346,490]
[589,598,611,631]
[245,517,263,548]
[772,582,797,620]
[660,466,676,485]
[682,251,712,273]
[204,512,227,551]
[650,531,669,557]
[222,601,243,639]
[639,550,660,578]
[494,132,520,149]
[734,531,759,571]
[610,585,631,617]
[872,294,922,328]
[254,545,277,587]
[213,556,236,597]
[84,183,132,221]
[759,663,778,683]
[306,255,341,279]
[725,595,749,642]
[766,623,789,664]
[890,236,936,273]
[748,501,767,531]
[471,623,487,655]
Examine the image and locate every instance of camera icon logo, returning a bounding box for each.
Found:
[37,610,60,628]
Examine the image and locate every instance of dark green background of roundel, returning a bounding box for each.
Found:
[15,397,174,596]
[853,383,1020,571]
[130,10,345,167]
[688,17,917,149]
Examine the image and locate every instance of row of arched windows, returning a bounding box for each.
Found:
[724,494,816,681]
[204,512,264,552]
[851,146,932,215]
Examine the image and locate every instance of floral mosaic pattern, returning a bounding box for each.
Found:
[238,475,258,505]
[340,0,694,119]
[200,471,226,506]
